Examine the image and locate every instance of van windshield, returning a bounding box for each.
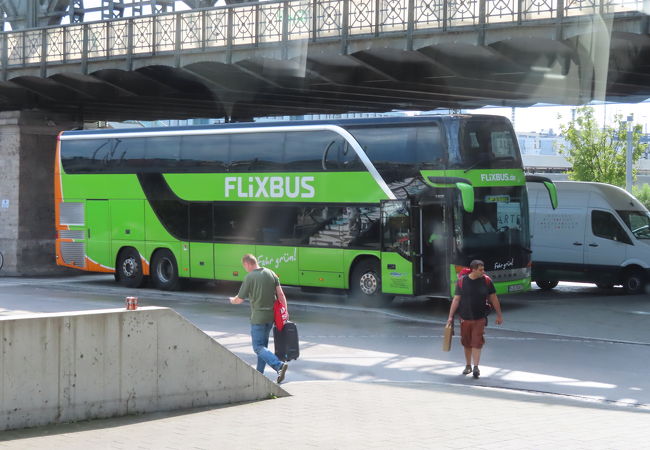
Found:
[617,210,650,239]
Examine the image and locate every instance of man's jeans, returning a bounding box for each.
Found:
[251,322,283,374]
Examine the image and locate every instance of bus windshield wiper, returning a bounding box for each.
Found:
[463,156,488,172]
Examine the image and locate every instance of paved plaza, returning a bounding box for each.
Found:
[1,379,648,449]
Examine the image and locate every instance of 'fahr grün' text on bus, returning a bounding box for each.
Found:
[55,115,557,305]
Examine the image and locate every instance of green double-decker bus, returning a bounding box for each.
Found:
[55,115,556,304]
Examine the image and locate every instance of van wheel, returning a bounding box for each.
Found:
[116,248,145,288]
[151,249,181,291]
[535,280,558,291]
[349,259,393,307]
[623,269,645,295]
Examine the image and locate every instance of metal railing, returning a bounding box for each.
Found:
[0,0,644,69]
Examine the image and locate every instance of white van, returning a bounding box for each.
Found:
[527,181,650,294]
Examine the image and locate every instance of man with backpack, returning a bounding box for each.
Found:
[446,259,503,379]
[229,253,289,384]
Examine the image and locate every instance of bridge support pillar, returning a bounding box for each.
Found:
[0,110,82,276]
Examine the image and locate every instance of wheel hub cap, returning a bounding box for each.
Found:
[123,258,137,277]
[359,272,378,295]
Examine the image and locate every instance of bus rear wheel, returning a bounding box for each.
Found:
[349,259,393,307]
[535,280,558,291]
[151,249,181,291]
[116,248,145,288]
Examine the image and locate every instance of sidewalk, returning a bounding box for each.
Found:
[1,380,648,449]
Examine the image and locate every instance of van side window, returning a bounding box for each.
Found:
[591,210,632,244]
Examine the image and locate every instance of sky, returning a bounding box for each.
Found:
[465,102,650,134]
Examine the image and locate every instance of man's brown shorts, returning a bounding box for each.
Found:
[460,319,486,349]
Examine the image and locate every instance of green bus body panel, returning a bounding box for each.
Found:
[86,200,111,267]
[61,174,146,200]
[190,242,214,279]
[300,270,345,288]
[215,244,255,281]
[256,246,299,285]
[421,169,526,188]
[299,247,342,272]
[163,172,388,203]
[179,242,191,278]
[298,247,343,288]
[111,200,145,241]
[381,252,414,295]
[112,240,146,263]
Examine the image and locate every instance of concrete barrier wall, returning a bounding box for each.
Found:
[0,307,287,431]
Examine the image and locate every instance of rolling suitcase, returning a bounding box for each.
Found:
[273,321,300,361]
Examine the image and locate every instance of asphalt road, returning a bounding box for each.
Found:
[0,274,648,409]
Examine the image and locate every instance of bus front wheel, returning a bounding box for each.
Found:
[535,280,558,291]
[116,248,145,288]
[151,249,181,291]
[350,259,393,307]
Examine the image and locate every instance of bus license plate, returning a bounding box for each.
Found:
[508,284,523,293]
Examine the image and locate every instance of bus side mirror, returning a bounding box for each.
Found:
[525,175,558,209]
[455,182,474,213]
[426,176,475,213]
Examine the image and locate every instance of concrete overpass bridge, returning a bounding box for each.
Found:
[1,0,650,275]
[1,0,650,121]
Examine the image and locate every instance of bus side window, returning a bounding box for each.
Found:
[323,140,362,171]
[189,203,213,241]
[145,136,180,171]
[285,131,337,171]
[350,206,381,249]
[180,135,229,172]
[262,205,300,244]
[382,202,411,256]
[112,138,145,172]
[340,143,362,169]
[213,204,260,242]
[229,133,284,172]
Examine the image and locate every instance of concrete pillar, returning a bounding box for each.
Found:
[0,110,82,276]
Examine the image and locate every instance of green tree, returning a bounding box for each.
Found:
[632,183,650,210]
[558,106,647,187]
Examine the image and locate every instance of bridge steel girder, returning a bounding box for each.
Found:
[0,0,71,29]
[1,5,650,121]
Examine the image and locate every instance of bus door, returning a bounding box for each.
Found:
[86,200,111,268]
[380,200,414,295]
[414,196,448,296]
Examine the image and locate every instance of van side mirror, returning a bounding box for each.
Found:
[526,175,558,209]
[426,176,475,213]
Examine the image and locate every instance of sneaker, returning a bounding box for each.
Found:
[462,365,472,375]
[473,366,480,379]
[276,363,288,384]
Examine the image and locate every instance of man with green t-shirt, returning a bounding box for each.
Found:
[230,253,289,383]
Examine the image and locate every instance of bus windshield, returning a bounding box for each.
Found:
[453,186,530,271]
[449,116,522,170]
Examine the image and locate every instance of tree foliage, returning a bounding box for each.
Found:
[632,184,650,210]
[558,106,647,187]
